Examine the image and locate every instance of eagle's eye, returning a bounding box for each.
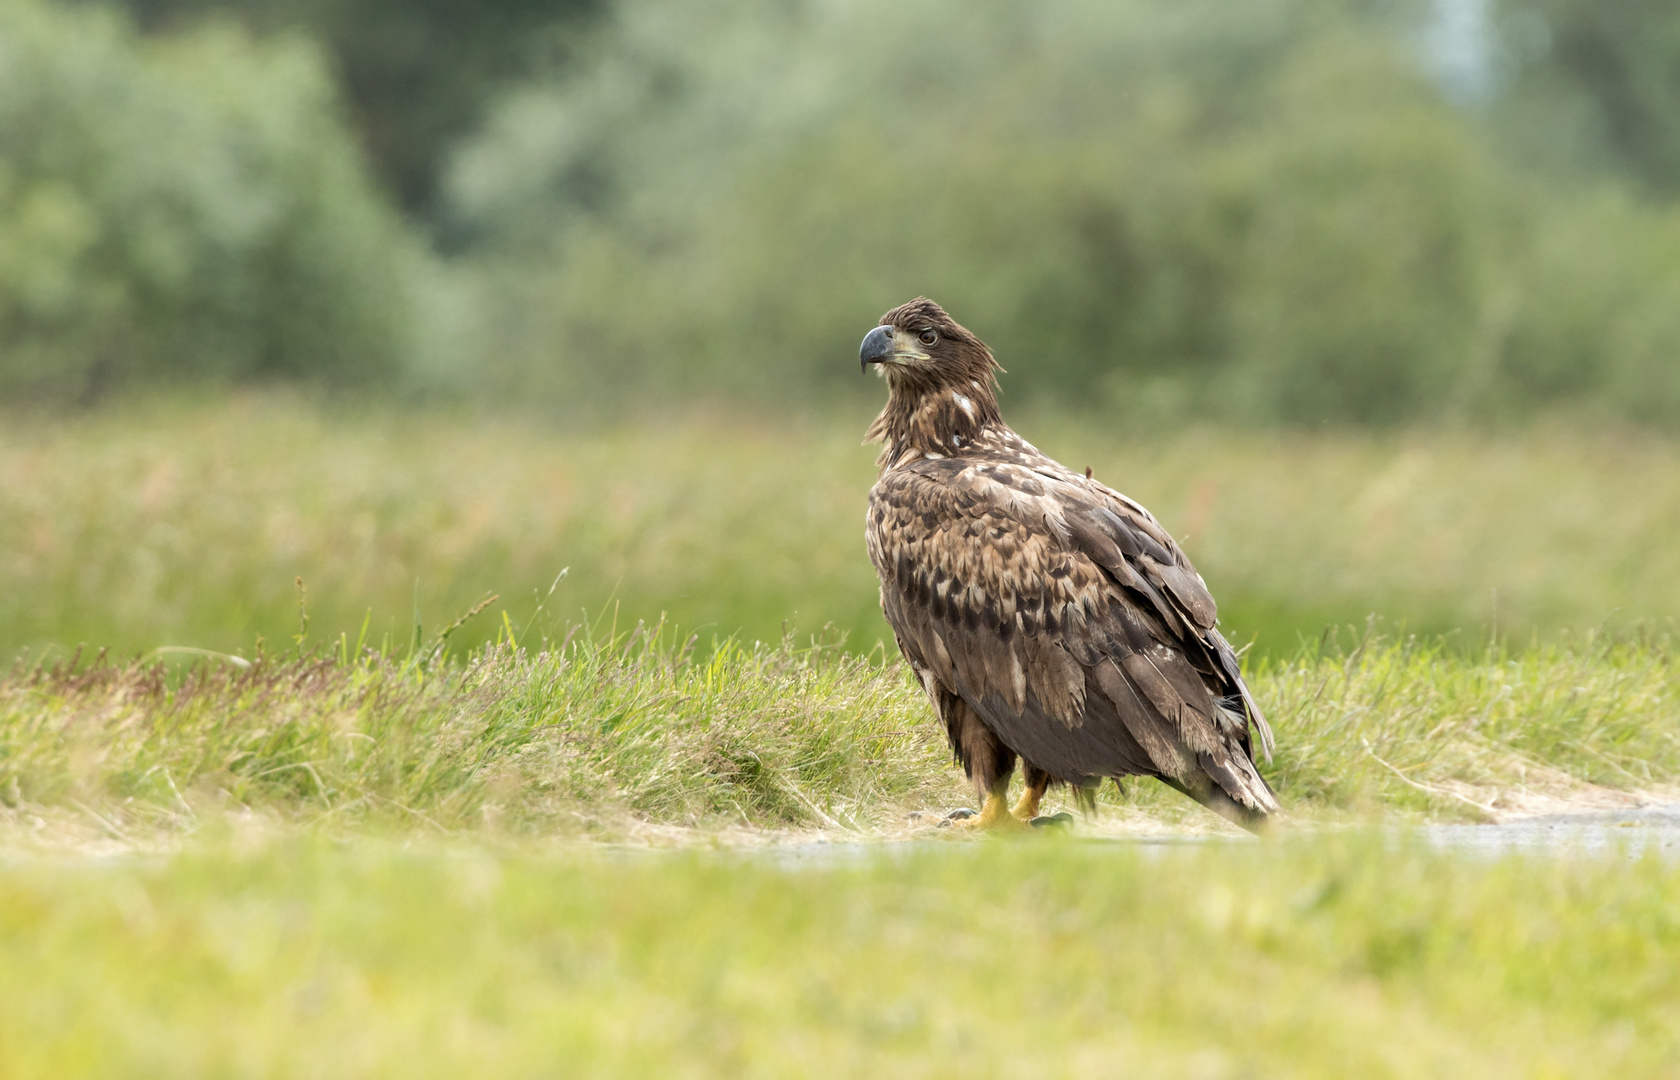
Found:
[918,329,938,347]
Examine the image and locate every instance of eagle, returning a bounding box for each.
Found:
[860,298,1278,832]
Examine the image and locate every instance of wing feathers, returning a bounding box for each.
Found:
[1119,652,1221,757]
[868,443,1276,822]
[1147,559,1218,630]
[1210,627,1274,760]
[1027,638,1085,727]
[1092,659,1192,779]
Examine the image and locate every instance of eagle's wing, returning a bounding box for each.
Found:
[867,454,1277,818]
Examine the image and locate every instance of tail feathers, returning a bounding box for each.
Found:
[1163,767,1276,835]
[1199,748,1279,816]
[1159,737,1279,835]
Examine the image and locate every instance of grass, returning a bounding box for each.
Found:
[5,395,1680,664]
[3,624,1676,842]
[0,627,953,840]
[2,833,1678,1076]
[6,396,1680,1072]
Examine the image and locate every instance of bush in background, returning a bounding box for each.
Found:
[97,0,602,216]
[10,0,1680,427]
[0,0,423,400]
[440,0,1680,426]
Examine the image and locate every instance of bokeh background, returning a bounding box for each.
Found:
[4,0,1680,661]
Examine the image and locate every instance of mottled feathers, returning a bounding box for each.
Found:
[862,298,1278,829]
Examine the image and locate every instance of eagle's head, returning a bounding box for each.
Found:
[860,298,1006,461]
[859,298,1003,396]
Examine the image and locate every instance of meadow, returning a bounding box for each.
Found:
[5,395,1680,666]
[5,396,1680,1074]
[11,0,1680,1069]
[7,395,1679,831]
[4,618,1678,842]
[4,834,1679,1077]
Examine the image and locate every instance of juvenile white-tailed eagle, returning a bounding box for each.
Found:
[861,298,1278,832]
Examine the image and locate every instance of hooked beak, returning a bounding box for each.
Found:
[859,324,895,372]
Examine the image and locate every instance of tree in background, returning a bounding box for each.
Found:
[1494,0,1680,196]
[0,0,423,399]
[99,0,601,218]
[440,0,1680,426]
[14,0,1680,426]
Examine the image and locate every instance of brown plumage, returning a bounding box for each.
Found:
[860,298,1278,832]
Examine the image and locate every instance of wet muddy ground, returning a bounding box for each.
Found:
[746,803,1680,866]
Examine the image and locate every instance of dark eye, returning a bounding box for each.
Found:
[918,329,938,346]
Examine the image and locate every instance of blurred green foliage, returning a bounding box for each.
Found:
[10,0,1680,424]
[0,0,420,400]
[102,0,601,215]
[1492,0,1680,196]
[433,0,1680,424]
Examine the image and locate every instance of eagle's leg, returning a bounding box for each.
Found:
[956,775,1021,830]
[1011,761,1052,822]
[971,787,1016,828]
[944,698,1027,831]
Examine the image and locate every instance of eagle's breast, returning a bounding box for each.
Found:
[866,438,1113,662]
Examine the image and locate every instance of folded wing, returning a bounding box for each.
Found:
[867,455,1277,822]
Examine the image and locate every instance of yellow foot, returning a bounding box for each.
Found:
[944,793,1029,832]
[1010,788,1044,823]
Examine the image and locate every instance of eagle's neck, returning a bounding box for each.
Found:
[866,381,1004,472]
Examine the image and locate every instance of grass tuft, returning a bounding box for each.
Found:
[2,626,1675,841]
[1257,628,1680,818]
[0,624,957,839]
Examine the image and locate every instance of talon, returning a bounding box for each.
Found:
[1030,812,1074,829]
[946,793,1029,831]
[943,808,977,820]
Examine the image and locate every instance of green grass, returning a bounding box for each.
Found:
[2,834,1678,1077]
[5,396,1680,664]
[6,397,1680,1073]
[4,625,1676,840]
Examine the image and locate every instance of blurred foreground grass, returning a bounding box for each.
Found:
[2,834,1677,1076]
[4,395,1680,664]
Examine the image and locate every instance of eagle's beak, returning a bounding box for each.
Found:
[859,325,895,372]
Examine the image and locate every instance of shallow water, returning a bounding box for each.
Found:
[1411,804,1680,859]
[747,804,1680,865]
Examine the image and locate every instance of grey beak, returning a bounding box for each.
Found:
[859,325,895,372]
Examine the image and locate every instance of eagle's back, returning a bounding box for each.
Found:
[866,427,1277,817]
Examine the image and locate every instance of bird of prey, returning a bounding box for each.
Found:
[860,298,1278,832]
